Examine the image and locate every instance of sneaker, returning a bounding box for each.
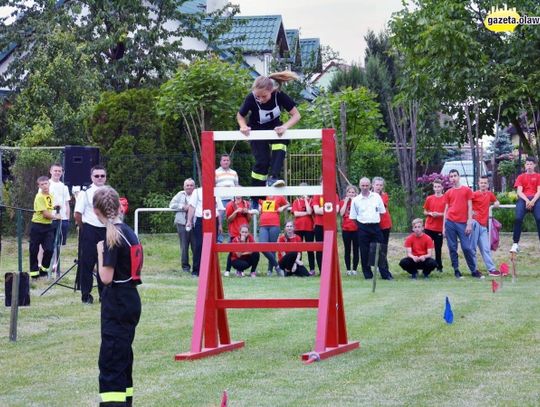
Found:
[437,268,443,273]
[82,294,94,304]
[488,270,501,277]
[351,270,357,276]
[224,271,230,277]
[248,209,260,215]
[250,272,257,278]
[267,177,285,187]
[454,270,464,279]
[235,271,244,277]
[267,270,273,277]
[276,267,285,277]
[411,272,417,280]
[471,271,485,279]
[346,270,352,276]
[309,270,316,276]
[422,273,430,279]
[510,243,519,253]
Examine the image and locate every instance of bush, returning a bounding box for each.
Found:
[142,192,175,234]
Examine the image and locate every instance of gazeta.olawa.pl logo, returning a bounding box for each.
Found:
[484,4,540,32]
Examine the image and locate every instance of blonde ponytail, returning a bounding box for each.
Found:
[252,71,299,92]
[93,186,122,248]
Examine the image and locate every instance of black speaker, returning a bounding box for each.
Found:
[64,146,100,190]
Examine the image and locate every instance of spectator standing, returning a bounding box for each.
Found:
[169,178,196,273]
[258,195,289,276]
[471,176,500,276]
[372,177,393,279]
[74,165,108,304]
[423,179,446,272]
[443,169,482,279]
[349,177,392,280]
[339,185,359,276]
[291,183,315,274]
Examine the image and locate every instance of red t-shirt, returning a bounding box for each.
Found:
[230,234,255,261]
[339,199,357,231]
[292,197,314,231]
[312,194,339,226]
[259,196,288,227]
[444,186,473,223]
[472,190,497,227]
[379,192,392,230]
[404,233,434,257]
[514,172,540,196]
[423,194,446,232]
[277,233,302,261]
[225,199,250,239]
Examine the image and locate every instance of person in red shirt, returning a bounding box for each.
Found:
[223,196,251,277]
[373,177,393,279]
[471,176,500,276]
[511,156,540,253]
[423,179,446,272]
[230,224,260,277]
[277,221,310,277]
[291,182,315,274]
[259,195,289,276]
[443,169,481,279]
[312,180,340,275]
[339,185,359,276]
[399,218,437,278]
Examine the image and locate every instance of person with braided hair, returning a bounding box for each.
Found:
[236,71,301,209]
[95,186,143,407]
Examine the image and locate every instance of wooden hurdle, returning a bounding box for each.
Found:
[175,129,359,362]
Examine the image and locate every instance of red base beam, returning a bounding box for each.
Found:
[175,341,245,361]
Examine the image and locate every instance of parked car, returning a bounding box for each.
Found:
[440,160,489,188]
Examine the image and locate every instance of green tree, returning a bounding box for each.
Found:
[157,57,252,180]
[0,0,240,92]
[4,28,100,146]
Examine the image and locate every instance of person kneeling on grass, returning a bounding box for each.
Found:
[230,224,260,277]
[277,221,311,277]
[399,218,437,279]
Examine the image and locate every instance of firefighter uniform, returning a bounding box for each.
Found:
[99,223,142,407]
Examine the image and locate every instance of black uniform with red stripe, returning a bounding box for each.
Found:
[99,223,142,407]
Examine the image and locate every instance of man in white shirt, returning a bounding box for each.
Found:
[169,178,196,273]
[49,163,71,245]
[74,165,107,304]
[349,177,392,280]
[185,187,225,277]
[215,154,239,239]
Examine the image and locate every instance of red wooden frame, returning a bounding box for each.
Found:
[175,129,359,362]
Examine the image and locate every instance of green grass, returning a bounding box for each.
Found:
[1,234,539,406]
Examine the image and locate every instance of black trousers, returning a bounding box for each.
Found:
[424,229,443,270]
[29,222,55,274]
[399,257,437,276]
[192,217,203,276]
[378,228,391,275]
[314,225,324,273]
[356,222,391,280]
[279,252,310,277]
[250,139,289,185]
[341,230,359,271]
[231,252,260,273]
[79,223,106,300]
[99,285,141,406]
[296,230,315,271]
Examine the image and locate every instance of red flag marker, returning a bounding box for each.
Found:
[221,390,228,407]
[492,280,500,293]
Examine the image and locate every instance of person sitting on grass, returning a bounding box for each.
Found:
[277,221,311,277]
[399,218,437,279]
[230,224,260,278]
[223,195,251,277]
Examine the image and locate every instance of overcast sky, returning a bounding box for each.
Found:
[233,0,406,65]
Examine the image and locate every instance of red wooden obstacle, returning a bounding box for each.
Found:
[175,129,359,362]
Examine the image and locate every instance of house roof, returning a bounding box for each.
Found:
[285,29,302,67]
[178,0,206,14]
[300,38,321,70]
[216,15,288,54]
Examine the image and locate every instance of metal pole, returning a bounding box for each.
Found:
[9,209,23,342]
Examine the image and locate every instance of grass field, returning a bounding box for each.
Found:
[0,233,539,406]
